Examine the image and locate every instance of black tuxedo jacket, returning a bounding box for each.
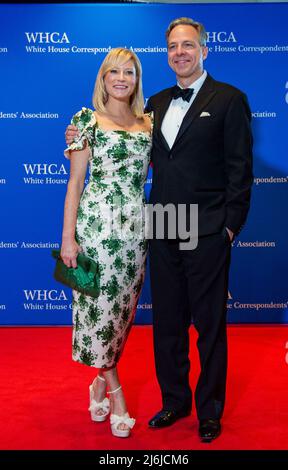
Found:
[145,74,253,237]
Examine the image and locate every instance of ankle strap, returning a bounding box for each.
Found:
[97,375,106,383]
[107,385,122,395]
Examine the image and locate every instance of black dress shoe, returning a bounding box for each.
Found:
[148,408,191,428]
[199,419,221,442]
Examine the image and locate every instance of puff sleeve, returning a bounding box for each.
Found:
[64,107,95,159]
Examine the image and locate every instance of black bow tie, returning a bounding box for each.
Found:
[172,85,194,102]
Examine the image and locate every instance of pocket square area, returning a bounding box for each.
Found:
[200,111,211,117]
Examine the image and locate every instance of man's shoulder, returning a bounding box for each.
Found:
[210,75,246,98]
[208,75,251,115]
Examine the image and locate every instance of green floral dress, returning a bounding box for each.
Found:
[64,107,152,368]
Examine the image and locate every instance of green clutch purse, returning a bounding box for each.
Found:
[51,250,100,298]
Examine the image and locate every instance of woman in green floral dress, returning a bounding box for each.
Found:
[61,48,152,437]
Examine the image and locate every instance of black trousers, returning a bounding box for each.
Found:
[149,229,231,420]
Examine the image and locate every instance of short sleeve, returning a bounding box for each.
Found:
[64,107,95,159]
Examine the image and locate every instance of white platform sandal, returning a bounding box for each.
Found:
[88,375,110,422]
[108,385,136,438]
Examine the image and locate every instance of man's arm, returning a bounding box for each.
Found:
[223,92,253,236]
[65,124,79,145]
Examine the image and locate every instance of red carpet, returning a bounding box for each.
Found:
[0,325,287,450]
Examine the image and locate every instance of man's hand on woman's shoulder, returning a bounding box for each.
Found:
[65,124,79,145]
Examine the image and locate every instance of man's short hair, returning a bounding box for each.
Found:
[166,17,207,47]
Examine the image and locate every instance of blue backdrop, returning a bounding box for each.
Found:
[0,3,287,325]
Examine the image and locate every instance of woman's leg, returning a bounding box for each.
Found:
[90,371,107,417]
[103,366,129,431]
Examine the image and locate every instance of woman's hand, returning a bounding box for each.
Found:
[60,239,83,268]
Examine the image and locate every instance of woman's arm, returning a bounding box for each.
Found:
[61,145,90,268]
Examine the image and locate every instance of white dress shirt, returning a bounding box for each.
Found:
[161,70,207,149]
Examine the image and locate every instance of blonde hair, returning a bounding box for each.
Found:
[93,47,144,118]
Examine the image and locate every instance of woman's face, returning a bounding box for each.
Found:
[104,60,137,103]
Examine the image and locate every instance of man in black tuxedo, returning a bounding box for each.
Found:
[145,17,253,442]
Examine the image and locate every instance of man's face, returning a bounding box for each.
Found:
[167,25,208,84]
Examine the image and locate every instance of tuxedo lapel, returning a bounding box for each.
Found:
[172,75,216,148]
[154,89,173,152]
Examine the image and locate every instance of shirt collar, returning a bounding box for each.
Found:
[177,70,207,95]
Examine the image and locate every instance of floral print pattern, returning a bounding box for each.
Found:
[64,108,152,368]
